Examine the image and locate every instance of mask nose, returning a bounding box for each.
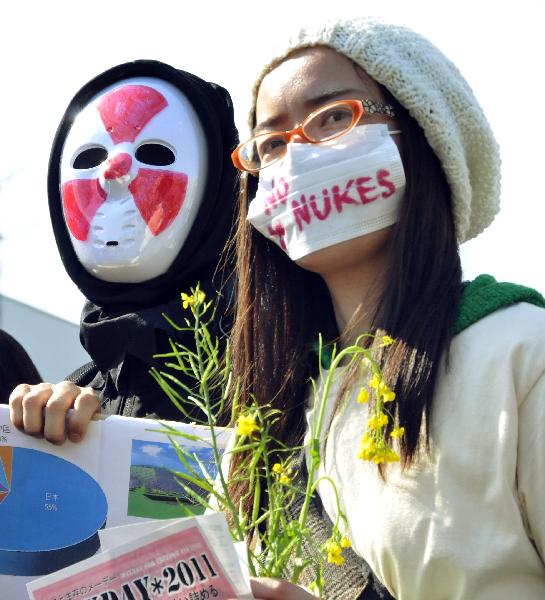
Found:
[103,153,132,180]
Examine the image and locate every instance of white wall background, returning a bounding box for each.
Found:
[0,296,91,382]
[0,0,543,377]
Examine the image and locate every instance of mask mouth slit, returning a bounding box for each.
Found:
[106,241,119,247]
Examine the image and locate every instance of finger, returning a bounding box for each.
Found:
[249,578,291,599]
[66,387,101,443]
[20,383,55,436]
[42,381,83,444]
[249,577,314,600]
[8,383,32,429]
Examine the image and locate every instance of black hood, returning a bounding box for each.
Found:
[48,59,239,310]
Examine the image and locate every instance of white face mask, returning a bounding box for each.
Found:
[247,124,405,261]
[60,77,207,283]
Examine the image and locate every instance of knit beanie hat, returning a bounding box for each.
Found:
[248,18,501,243]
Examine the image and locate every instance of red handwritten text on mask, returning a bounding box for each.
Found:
[267,221,287,250]
[264,177,290,215]
[264,169,396,238]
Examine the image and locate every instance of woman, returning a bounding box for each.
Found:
[228,18,545,600]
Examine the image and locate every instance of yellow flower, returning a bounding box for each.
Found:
[279,472,292,485]
[357,433,377,461]
[372,446,400,464]
[367,412,389,430]
[378,412,389,427]
[357,388,369,404]
[340,535,351,548]
[326,543,345,566]
[381,335,395,347]
[390,426,405,439]
[181,292,194,309]
[382,388,396,403]
[236,414,259,436]
[383,448,401,463]
[359,428,403,463]
[370,378,396,402]
[272,462,293,484]
[181,290,206,309]
[368,374,381,389]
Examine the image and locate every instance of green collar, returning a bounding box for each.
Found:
[317,275,545,367]
[455,274,545,334]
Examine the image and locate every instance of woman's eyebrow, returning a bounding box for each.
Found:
[253,115,285,135]
[253,88,368,134]
[304,88,366,109]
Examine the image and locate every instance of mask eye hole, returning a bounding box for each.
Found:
[72,146,108,169]
[135,142,176,166]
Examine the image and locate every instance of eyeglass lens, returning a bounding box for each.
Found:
[302,103,356,142]
[240,101,368,171]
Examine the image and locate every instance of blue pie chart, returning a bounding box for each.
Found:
[0,446,108,576]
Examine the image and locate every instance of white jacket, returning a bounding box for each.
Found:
[305,302,545,600]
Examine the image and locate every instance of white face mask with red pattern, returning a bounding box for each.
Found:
[246,124,405,260]
[60,77,207,283]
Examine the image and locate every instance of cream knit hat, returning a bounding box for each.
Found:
[248,18,501,243]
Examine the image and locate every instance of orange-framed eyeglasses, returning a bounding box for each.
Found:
[231,98,396,173]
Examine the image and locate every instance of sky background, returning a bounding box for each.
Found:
[0,0,543,325]
[131,439,215,472]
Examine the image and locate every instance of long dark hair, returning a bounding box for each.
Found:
[228,89,462,508]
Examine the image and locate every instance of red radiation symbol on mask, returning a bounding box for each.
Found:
[62,85,189,241]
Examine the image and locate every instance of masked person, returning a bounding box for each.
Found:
[9,60,238,443]
[226,18,545,600]
[0,330,42,404]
